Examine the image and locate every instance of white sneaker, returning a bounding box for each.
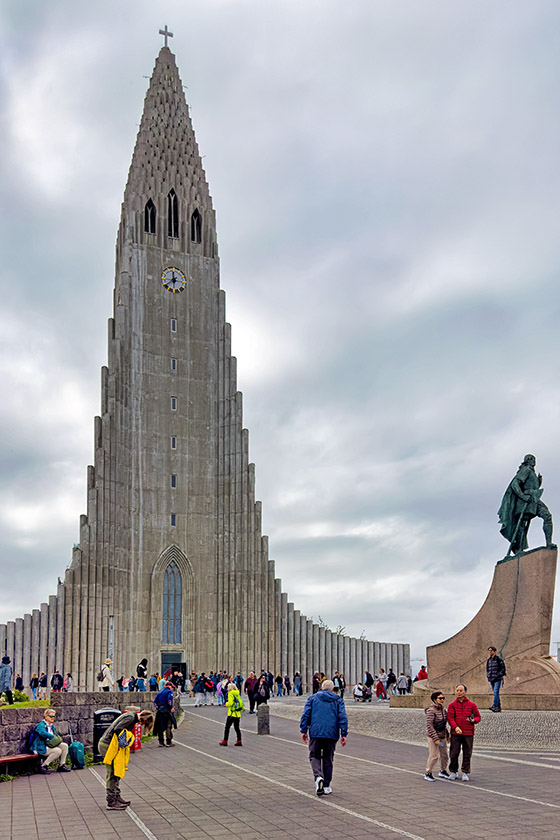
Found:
[462,773,470,782]
[315,777,324,796]
[323,786,332,795]
[448,772,458,780]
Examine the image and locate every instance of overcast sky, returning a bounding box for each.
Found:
[1,0,560,665]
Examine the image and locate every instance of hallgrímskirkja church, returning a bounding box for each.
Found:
[0,38,408,689]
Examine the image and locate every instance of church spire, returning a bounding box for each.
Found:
[120,45,215,256]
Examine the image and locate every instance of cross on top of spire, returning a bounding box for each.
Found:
[159,25,173,48]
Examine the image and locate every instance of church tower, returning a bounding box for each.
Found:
[0,42,409,691]
[63,43,276,684]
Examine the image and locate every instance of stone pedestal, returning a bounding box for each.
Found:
[257,704,270,735]
[427,546,560,696]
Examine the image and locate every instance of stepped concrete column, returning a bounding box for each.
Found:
[31,610,40,683]
[306,620,313,691]
[293,610,300,680]
[343,636,350,681]
[6,621,15,666]
[287,603,294,681]
[299,615,306,692]
[350,637,357,685]
[404,644,411,675]
[325,629,332,679]
[23,613,32,687]
[280,592,288,676]
[56,582,65,673]
[380,643,387,672]
[318,627,326,674]
[39,604,48,675]
[47,595,57,679]
[14,617,23,682]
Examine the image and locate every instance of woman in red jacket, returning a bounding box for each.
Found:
[447,684,481,781]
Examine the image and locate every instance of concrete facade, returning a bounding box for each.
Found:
[0,47,409,691]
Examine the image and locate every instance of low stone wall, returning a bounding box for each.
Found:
[0,691,175,756]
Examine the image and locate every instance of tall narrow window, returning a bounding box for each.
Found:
[170,513,176,527]
[190,208,202,243]
[171,318,177,333]
[171,436,177,450]
[171,358,177,371]
[171,474,177,488]
[168,189,179,238]
[144,199,156,234]
[162,560,182,644]
[171,396,177,410]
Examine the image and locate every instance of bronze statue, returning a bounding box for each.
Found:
[498,454,554,555]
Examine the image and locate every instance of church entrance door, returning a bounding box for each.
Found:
[161,651,185,678]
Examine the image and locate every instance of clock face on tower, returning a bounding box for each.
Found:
[161,266,187,293]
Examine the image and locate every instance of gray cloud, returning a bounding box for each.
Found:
[1,0,560,662]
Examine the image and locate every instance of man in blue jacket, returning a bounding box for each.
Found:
[300,679,348,796]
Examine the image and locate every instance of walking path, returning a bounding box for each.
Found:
[2,699,560,840]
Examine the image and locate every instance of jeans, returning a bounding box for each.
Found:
[277,686,283,696]
[32,688,37,700]
[136,679,146,692]
[491,679,502,708]
[309,737,336,785]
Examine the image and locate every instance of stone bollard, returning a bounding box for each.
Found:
[257,703,270,735]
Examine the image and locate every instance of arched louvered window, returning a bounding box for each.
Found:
[190,208,202,243]
[162,560,182,644]
[144,199,156,234]
[167,189,179,238]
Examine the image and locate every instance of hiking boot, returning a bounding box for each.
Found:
[315,777,324,796]
[116,794,131,806]
[234,740,242,746]
[219,740,228,746]
[423,772,436,782]
[106,801,128,811]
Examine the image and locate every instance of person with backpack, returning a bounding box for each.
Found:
[204,673,215,704]
[136,658,148,691]
[154,681,176,747]
[50,670,63,693]
[98,709,154,810]
[194,673,207,706]
[486,646,506,712]
[0,656,13,704]
[97,659,114,692]
[386,668,397,695]
[219,680,244,746]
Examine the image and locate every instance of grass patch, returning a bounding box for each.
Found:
[0,700,50,710]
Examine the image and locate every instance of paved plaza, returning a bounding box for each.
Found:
[2,700,560,840]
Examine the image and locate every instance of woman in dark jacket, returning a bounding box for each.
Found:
[424,690,449,781]
[254,675,270,708]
